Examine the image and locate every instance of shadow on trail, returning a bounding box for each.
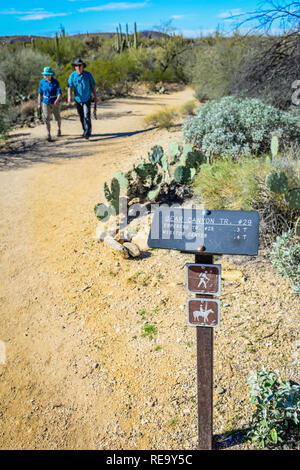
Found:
[0,127,157,171]
[88,127,156,142]
[213,428,249,449]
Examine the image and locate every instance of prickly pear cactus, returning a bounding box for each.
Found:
[285,189,300,209]
[104,178,120,213]
[266,171,289,194]
[148,145,164,165]
[169,141,180,159]
[182,143,193,158]
[174,165,191,184]
[271,135,279,158]
[114,170,129,190]
[147,184,162,202]
[135,160,157,180]
[295,217,300,237]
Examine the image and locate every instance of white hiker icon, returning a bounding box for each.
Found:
[193,303,214,324]
[197,271,209,289]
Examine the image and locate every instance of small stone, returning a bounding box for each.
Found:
[123,242,141,258]
[103,236,129,258]
[131,231,150,251]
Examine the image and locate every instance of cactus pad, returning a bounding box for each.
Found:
[174,165,191,184]
[295,217,300,237]
[169,141,180,158]
[266,171,289,194]
[114,170,129,190]
[285,189,300,209]
[148,145,164,165]
[271,135,279,158]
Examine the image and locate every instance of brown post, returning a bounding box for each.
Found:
[195,253,213,450]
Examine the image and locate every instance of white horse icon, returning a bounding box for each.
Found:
[197,272,209,288]
[193,303,214,324]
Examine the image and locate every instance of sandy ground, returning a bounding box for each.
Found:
[0,87,299,450]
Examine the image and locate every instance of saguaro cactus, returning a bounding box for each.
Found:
[134,22,138,49]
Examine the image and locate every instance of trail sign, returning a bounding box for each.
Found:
[147,208,259,450]
[186,263,221,295]
[187,298,220,327]
[148,208,259,255]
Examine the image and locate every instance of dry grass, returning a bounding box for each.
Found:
[144,107,178,130]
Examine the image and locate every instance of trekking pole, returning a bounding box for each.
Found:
[93,100,97,120]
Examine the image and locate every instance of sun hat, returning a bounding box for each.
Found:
[72,58,86,67]
[41,66,55,76]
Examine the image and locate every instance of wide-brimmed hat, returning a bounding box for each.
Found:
[41,66,55,75]
[72,58,86,67]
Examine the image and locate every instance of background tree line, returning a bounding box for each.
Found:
[0,6,299,138]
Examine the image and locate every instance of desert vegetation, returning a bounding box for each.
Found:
[1,2,300,449]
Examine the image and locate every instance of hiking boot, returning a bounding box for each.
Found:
[57,129,61,137]
[85,135,90,140]
[47,134,52,142]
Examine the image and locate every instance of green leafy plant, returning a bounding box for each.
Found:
[182,96,300,161]
[269,230,300,295]
[247,368,300,448]
[141,324,158,340]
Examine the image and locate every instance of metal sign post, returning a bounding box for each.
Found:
[148,208,259,451]
[195,253,213,450]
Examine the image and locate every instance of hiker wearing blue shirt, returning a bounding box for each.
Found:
[38,66,62,142]
[67,59,97,140]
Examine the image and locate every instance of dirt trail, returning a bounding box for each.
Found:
[0,87,299,450]
[0,88,196,449]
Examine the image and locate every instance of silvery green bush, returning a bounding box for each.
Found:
[182,96,300,160]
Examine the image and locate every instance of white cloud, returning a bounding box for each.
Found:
[218,9,243,19]
[0,8,69,21]
[19,12,69,21]
[78,2,148,13]
[172,15,185,20]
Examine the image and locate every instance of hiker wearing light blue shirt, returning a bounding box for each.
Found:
[67,59,97,139]
[38,66,62,142]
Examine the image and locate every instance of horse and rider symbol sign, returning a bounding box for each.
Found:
[186,263,221,327]
[187,298,220,327]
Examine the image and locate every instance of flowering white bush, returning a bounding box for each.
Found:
[182,96,300,159]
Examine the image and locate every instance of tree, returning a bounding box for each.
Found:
[228,1,300,33]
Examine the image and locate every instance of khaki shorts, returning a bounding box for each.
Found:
[42,102,61,121]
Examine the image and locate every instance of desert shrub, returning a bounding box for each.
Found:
[193,157,297,246]
[33,35,87,66]
[0,111,9,139]
[0,48,51,105]
[144,107,178,129]
[179,100,197,116]
[182,96,300,160]
[186,33,261,102]
[20,99,36,118]
[269,230,300,295]
[271,155,300,188]
[247,368,300,448]
[232,31,300,110]
[193,157,272,210]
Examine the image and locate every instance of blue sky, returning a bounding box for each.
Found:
[0,1,284,37]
